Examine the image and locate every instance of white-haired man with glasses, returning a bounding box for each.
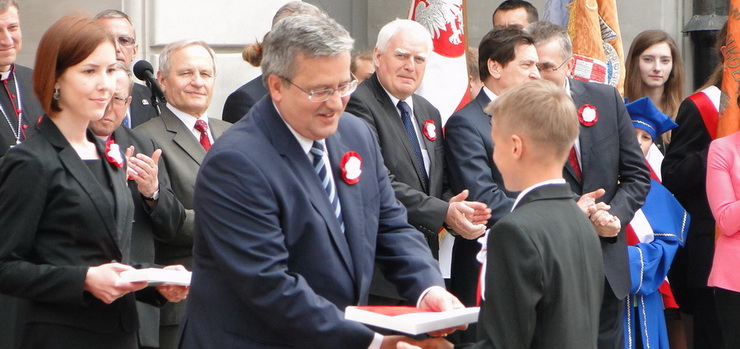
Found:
[95,9,159,127]
[526,20,650,349]
[179,14,466,349]
[346,19,491,308]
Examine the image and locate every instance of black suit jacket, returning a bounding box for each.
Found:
[346,73,449,252]
[567,79,650,299]
[221,75,268,123]
[130,83,159,128]
[178,97,444,348]
[0,64,44,158]
[0,116,138,336]
[468,184,603,349]
[112,126,186,347]
[662,92,716,289]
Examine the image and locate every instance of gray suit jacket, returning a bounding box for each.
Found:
[134,106,230,326]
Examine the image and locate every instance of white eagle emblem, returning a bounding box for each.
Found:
[414,0,464,45]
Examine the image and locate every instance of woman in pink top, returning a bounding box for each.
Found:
[706,130,740,348]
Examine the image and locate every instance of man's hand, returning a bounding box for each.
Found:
[446,189,490,239]
[127,148,162,199]
[589,209,621,238]
[396,338,454,349]
[419,286,468,337]
[84,262,147,304]
[577,188,620,237]
[156,265,190,302]
[576,188,606,215]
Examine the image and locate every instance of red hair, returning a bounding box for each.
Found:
[33,15,114,116]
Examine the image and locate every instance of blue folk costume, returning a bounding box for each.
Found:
[623,97,689,349]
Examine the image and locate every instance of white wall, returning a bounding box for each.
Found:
[15,0,700,119]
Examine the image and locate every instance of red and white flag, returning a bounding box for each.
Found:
[410,0,469,125]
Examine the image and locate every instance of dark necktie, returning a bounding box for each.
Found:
[568,146,582,182]
[310,141,344,233]
[397,100,429,188]
[194,120,211,150]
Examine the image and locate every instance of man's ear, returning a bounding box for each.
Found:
[511,134,523,160]
[267,74,284,102]
[156,71,166,94]
[488,59,501,79]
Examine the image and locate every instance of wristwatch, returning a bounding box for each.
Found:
[143,188,160,201]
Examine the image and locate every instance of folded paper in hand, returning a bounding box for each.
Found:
[344,306,479,335]
[120,268,192,286]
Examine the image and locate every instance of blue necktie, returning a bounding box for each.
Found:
[397,100,428,189]
[123,110,132,128]
[310,141,344,233]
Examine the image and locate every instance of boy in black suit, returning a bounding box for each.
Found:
[401,79,608,349]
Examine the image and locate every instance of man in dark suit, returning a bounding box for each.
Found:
[222,1,322,123]
[89,67,186,349]
[0,0,43,158]
[0,2,44,347]
[346,20,490,304]
[444,28,538,316]
[179,15,464,349]
[526,21,650,349]
[401,80,605,349]
[96,9,159,127]
[135,39,230,349]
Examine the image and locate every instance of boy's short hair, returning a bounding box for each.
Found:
[486,79,578,161]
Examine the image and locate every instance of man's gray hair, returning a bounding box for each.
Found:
[114,62,134,96]
[94,9,136,38]
[375,19,432,55]
[524,21,572,59]
[0,0,19,13]
[158,39,217,78]
[261,14,353,83]
[271,1,323,27]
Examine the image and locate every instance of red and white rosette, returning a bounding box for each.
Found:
[423,120,437,141]
[340,151,362,185]
[578,104,598,127]
[105,138,124,168]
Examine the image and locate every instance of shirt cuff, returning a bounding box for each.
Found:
[416,285,447,308]
[368,333,383,349]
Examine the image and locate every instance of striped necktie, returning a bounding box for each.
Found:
[310,141,344,233]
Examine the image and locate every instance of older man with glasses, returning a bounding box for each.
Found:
[96,9,159,127]
[346,19,490,310]
[526,20,650,349]
[178,14,464,349]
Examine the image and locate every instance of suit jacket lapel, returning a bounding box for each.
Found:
[208,117,228,139]
[568,79,592,184]
[369,75,428,192]
[160,108,207,165]
[256,101,356,281]
[39,117,123,258]
[325,131,359,282]
[102,129,133,262]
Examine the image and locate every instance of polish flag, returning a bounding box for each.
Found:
[410,0,469,125]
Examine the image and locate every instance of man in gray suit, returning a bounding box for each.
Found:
[345,19,490,305]
[135,39,230,349]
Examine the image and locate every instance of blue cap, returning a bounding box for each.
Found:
[625,97,678,140]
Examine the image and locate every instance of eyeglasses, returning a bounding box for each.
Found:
[116,36,136,47]
[282,74,358,102]
[536,56,571,73]
[112,95,131,106]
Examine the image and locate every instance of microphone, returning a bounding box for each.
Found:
[133,60,166,103]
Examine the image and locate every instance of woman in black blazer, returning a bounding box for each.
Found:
[0,16,170,348]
